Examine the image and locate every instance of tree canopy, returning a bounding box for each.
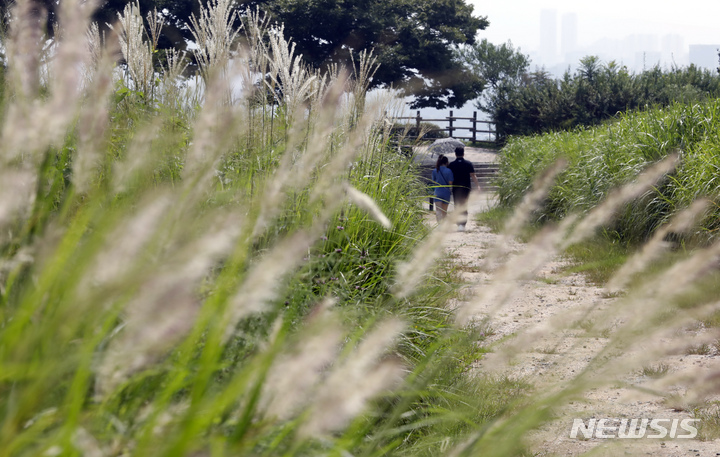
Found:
[2,0,488,109]
[245,0,488,108]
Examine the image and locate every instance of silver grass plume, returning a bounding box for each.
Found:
[181,71,238,190]
[224,228,321,342]
[479,158,567,272]
[349,49,379,126]
[308,94,386,205]
[344,184,392,229]
[394,213,461,299]
[251,75,350,238]
[266,24,318,118]
[606,198,710,293]
[298,318,406,437]
[110,1,154,97]
[187,0,240,85]
[260,298,344,420]
[455,154,678,326]
[4,0,45,100]
[84,195,173,290]
[82,22,103,87]
[96,211,243,395]
[73,38,115,193]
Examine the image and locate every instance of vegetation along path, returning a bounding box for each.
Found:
[431,151,720,456]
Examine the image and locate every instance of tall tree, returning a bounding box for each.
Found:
[457,38,530,113]
[245,0,489,108]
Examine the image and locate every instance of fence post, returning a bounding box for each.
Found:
[415,110,421,138]
[448,110,454,138]
[472,111,477,143]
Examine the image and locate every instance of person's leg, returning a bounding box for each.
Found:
[435,200,448,222]
[453,188,470,228]
[438,201,448,221]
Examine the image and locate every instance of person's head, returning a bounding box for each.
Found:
[454,146,465,157]
[436,154,449,170]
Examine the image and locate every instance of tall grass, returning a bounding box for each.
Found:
[0,1,525,456]
[6,1,720,456]
[497,99,720,243]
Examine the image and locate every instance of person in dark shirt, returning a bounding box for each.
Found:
[447,146,479,232]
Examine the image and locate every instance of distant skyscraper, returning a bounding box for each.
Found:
[661,34,686,66]
[689,44,720,71]
[561,13,578,60]
[540,9,558,65]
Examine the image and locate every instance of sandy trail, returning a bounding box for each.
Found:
[432,168,720,456]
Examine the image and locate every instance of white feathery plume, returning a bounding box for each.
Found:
[251,75,349,238]
[260,298,344,420]
[299,318,406,437]
[266,25,317,117]
[224,230,318,342]
[110,1,154,96]
[96,213,243,395]
[85,195,173,289]
[81,22,104,88]
[181,72,237,187]
[111,120,163,191]
[74,46,115,193]
[1,0,95,164]
[479,158,567,272]
[3,0,44,100]
[0,171,37,232]
[187,0,240,83]
[606,198,710,293]
[344,184,392,229]
[455,155,678,326]
[393,213,461,299]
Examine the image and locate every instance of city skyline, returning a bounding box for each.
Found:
[469,1,719,75]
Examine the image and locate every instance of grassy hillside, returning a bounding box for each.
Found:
[496,99,720,243]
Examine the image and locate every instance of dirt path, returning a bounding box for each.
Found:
[433,185,720,456]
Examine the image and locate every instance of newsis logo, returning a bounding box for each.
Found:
[569,418,699,439]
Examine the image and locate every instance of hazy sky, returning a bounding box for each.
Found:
[469,1,720,53]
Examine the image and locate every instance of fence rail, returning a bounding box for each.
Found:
[395,110,497,143]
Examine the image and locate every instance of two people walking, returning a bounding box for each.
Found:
[432,146,480,231]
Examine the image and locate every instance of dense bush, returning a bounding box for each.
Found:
[486,57,720,140]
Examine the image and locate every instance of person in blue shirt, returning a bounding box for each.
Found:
[431,154,454,222]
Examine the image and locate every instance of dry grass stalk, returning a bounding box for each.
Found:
[606,198,710,293]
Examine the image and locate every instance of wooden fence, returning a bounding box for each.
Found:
[395,110,497,143]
